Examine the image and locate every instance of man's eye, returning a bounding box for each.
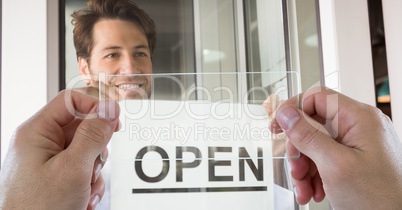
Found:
[107,53,119,58]
[134,52,147,57]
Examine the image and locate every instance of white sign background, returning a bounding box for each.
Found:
[110,100,277,210]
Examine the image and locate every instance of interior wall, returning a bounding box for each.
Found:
[0,0,3,167]
[383,0,402,136]
[1,0,48,163]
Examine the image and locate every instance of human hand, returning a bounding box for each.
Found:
[271,87,402,209]
[74,83,118,101]
[74,86,101,99]
[0,90,120,210]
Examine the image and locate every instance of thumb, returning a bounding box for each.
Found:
[276,106,343,166]
[65,100,120,170]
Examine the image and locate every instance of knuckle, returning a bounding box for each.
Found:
[363,105,391,127]
[302,129,320,148]
[365,105,382,117]
[76,120,110,145]
[293,120,322,149]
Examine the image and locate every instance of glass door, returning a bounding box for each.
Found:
[64,0,320,101]
[61,2,323,208]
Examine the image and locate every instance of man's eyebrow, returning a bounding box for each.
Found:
[133,45,150,50]
[100,45,149,51]
[101,46,122,51]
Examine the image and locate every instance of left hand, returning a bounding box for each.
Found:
[0,90,120,210]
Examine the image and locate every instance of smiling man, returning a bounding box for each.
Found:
[72,0,156,100]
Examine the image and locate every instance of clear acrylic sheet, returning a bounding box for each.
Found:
[93,72,300,210]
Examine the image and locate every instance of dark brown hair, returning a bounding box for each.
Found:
[71,0,157,59]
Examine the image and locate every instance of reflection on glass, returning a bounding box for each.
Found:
[65,0,292,103]
[243,0,288,103]
[287,0,322,90]
[65,0,196,100]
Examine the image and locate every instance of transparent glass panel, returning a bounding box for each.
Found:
[90,72,300,210]
[63,0,322,209]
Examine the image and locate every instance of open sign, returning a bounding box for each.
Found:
[109,100,279,209]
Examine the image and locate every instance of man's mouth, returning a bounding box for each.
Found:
[117,83,141,90]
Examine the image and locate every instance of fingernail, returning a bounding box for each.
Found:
[270,122,283,133]
[293,186,299,198]
[94,164,102,182]
[90,195,100,209]
[116,120,122,131]
[96,100,119,121]
[101,148,108,162]
[276,107,300,130]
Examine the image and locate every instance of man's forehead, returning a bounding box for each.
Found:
[93,19,146,36]
[91,20,149,50]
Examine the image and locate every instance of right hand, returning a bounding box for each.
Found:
[271,87,402,209]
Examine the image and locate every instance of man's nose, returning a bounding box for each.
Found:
[119,57,141,74]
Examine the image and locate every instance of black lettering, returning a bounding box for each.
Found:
[208,147,233,182]
[239,147,263,181]
[176,146,202,182]
[135,146,169,183]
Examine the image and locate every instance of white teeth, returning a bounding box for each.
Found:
[118,84,140,90]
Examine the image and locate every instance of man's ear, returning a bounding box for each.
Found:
[78,57,91,85]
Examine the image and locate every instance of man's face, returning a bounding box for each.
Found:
[79,19,152,100]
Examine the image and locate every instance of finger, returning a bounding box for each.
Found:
[269,118,283,134]
[63,117,120,149]
[44,90,100,126]
[278,86,368,139]
[276,86,335,117]
[276,105,345,167]
[312,172,325,202]
[275,87,343,123]
[63,99,119,173]
[88,174,106,210]
[289,153,310,180]
[263,94,280,120]
[293,175,313,205]
[96,79,120,101]
[92,148,108,184]
[270,113,325,135]
[286,141,301,160]
[62,118,83,148]
[74,86,100,98]
[14,91,101,159]
[308,160,318,177]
